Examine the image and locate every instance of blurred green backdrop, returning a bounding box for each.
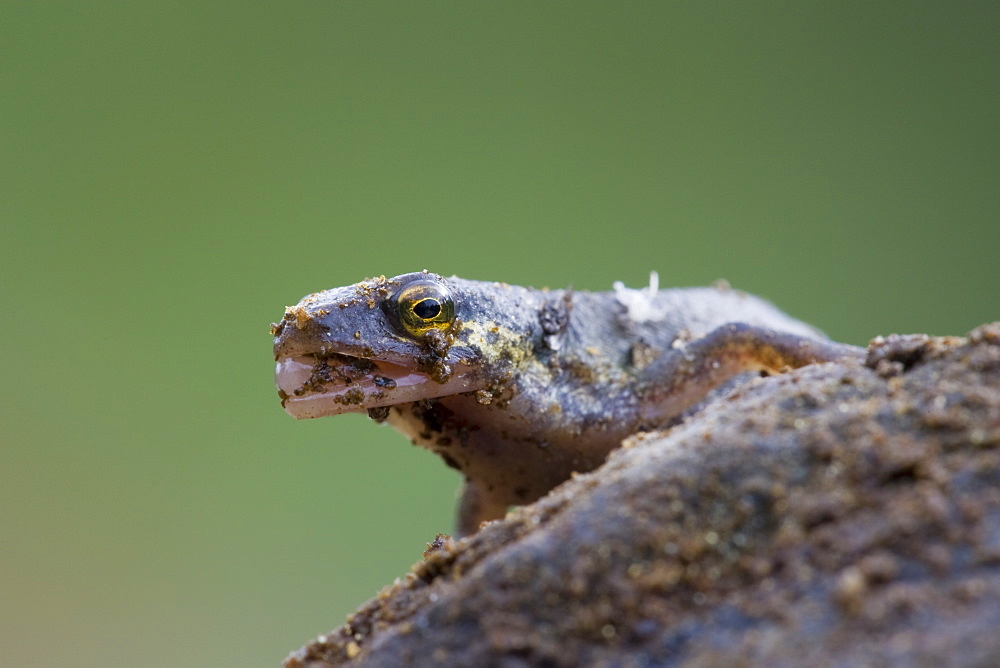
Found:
[2,2,997,666]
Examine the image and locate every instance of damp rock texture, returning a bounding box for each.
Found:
[286,323,1000,668]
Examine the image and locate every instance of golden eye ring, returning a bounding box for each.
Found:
[391,280,455,337]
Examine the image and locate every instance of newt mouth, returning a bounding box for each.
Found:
[276,353,479,419]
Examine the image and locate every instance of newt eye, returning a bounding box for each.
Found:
[390,279,455,337]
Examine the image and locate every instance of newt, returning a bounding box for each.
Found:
[272,271,862,536]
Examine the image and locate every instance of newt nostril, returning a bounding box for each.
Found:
[284,305,313,330]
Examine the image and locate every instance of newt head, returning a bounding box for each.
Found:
[272,271,536,420]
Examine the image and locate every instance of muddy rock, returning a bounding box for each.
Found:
[286,323,1000,667]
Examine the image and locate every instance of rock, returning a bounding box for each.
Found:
[286,323,1000,667]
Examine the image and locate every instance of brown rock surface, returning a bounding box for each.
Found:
[286,323,1000,668]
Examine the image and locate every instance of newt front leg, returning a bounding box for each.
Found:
[636,323,865,426]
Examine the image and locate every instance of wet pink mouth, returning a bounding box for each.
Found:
[275,354,479,419]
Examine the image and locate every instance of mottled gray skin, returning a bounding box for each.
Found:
[273,271,862,536]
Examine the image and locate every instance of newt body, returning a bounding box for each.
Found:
[273,271,861,535]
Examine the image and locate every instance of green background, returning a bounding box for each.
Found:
[3,3,996,666]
